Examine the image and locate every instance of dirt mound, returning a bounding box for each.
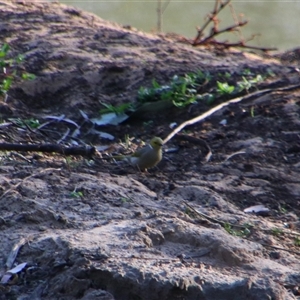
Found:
[0,1,300,299]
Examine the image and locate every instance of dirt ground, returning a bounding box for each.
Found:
[0,1,300,300]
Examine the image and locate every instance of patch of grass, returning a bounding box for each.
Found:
[224,222,251,237]
[70,190,83,198]
[120,197,131,203]
[184,207,195,217]
[279,206,287,214]
[294,237,300,247]
[271,227,283,236]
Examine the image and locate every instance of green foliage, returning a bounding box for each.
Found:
[236,75,263,93]
[97,68,270,119]
[138,70,212,107]
[143,120,154,127]
[120,197,132,203]
[70,190,83,198]
[224,223,251,237]
[294,237,300,247]
[216,81,235,95]
[278,205,287,214]
[100,102,134,115]
[24,118,40,128]
[137,68,266,109]
[8,117,40,129]
[0,43,9,58]
[0,43,36,98]
[184,207,194,217]
[271,227,283,236]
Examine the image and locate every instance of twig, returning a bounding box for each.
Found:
[193,0,231,45]
[191,0,277,52]
[162,0,171,14]
[0,168,61,200]
[198,20,248,45]
[224,151,247,162]
[157,0,162,32]
[6,238,28,269]
[10,151,32,163]
[183,201,300,256]
[163,83,300,145]
[57,128,70,144]
[184,201,250,229]
[209,39,277,52]
[259,244,300,256]
[163,89,270,144]
[175,134,212,162]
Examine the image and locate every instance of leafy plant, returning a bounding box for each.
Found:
[70,190,83,198]
[0,43,36,99]
[99,68,268,119]
[24,118,40,129]
[216,81,235,95]
[8,118,40,129]
[236,75,263,93]
[138,71,212,108]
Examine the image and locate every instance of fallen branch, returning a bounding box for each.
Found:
[0,143,96,156]
[208,39,277,52]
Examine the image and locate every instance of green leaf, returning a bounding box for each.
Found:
[24,118,40,128]
[152,79,160,89]
[181,81,187,94]
[22,73,36,80]
[0,43,9,57]
[16,54,24,63]
[217,81,235,94]
[2,77,12,91]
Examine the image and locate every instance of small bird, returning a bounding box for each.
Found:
[115,137,163,171]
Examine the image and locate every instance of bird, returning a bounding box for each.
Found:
[114,137,163,171]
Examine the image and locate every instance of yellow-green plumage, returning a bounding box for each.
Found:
[116,137,163,171]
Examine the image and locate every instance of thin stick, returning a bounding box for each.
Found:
[163,84,300,145]
[163,89,269,144]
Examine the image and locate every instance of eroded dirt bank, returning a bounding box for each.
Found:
[0,1,300,299]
